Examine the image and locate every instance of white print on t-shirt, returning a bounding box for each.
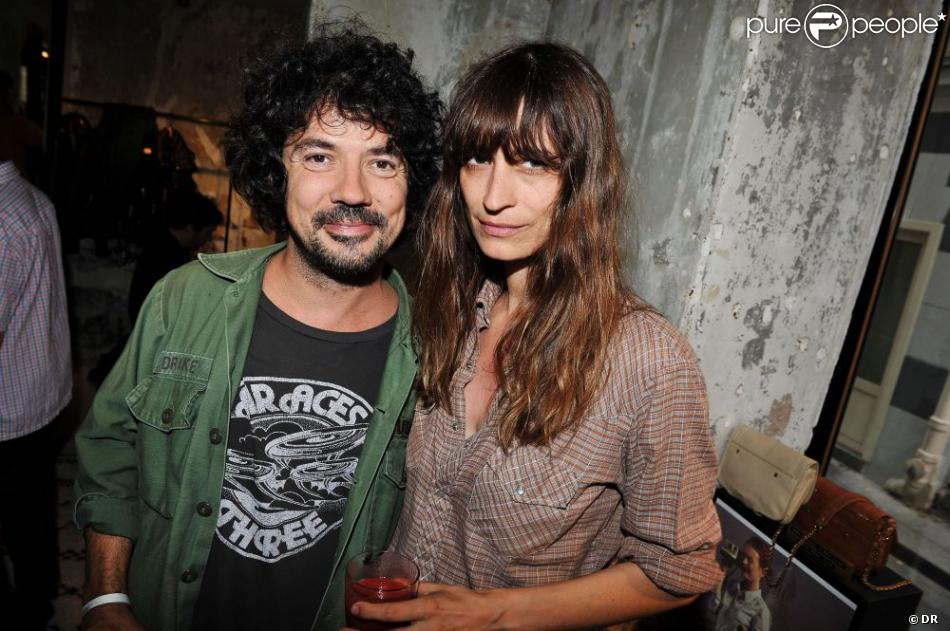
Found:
[215,376,372,563]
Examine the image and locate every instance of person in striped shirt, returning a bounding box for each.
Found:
[0,157,72,630]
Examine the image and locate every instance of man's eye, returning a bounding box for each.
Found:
[304,153,329,165]
[465,156,490,166]
[369,159,403,177]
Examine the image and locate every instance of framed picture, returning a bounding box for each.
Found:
[699,498,858,631]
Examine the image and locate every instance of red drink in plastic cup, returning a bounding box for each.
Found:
[344,551,419,631]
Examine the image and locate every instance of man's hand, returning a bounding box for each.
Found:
[345,582,506,631]
[80,603,145,631]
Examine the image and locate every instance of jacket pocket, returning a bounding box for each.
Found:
[469,447,584,558]
[126,375,206,432]
[125,375,208,517]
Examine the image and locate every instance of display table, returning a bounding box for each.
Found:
[715,490,922,631]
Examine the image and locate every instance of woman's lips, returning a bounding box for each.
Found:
[479,220,527,237]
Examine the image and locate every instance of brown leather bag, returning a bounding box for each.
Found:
[782,477,911,591]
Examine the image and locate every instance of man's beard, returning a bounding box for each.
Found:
[287,203,390,285]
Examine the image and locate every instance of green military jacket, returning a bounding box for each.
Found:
[74,242,416,630]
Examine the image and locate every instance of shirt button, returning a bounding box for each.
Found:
[180,570,197,583]
[161,408,174,424]
[209,428,223,444]
[197,502,212,517]
[515,487,525,496]
[451,422,459,431]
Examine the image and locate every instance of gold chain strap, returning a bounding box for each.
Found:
[763,521,823,588]
[760,507,912,592]
[860,525,912,592]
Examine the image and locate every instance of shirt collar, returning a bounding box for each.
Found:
[0,161,18,186]
[474,279,503,330]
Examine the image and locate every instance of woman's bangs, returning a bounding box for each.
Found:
[509,93,563,166]
[452,82,561,168]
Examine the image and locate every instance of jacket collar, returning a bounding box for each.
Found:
[197,242,286,282]
[200,240,412,345]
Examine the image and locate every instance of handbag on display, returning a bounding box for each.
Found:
[717,425,819,586]
[718,425,819,524]
[785,476,912,592]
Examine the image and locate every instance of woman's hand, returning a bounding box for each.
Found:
[344,564,695,630]
[345,582,507,630]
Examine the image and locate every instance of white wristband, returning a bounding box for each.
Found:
[81,593,131,617]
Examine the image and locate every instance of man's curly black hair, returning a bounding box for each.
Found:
[224,22,443,234]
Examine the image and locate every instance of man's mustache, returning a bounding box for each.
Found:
[312,204,386,229]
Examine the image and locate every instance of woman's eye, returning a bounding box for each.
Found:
[465,156,490,166]
[522,158,556,171]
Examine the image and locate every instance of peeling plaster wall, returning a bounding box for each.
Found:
[544,0,751,334]
[308,0,938,453]
[308,0,552,100]
[680,0,938,452]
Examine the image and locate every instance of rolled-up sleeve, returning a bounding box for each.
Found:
[618,358,723,595]
[73,278,167,540]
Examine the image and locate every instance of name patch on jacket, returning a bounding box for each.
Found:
[153,351,212,382]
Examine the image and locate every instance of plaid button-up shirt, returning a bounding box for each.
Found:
[392,281,723,597]
[0,162,71,440]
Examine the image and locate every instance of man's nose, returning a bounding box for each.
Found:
[330,163,372,207]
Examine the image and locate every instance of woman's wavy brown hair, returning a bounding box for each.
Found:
[413,42,635,449]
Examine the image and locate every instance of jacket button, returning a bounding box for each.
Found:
[161,408,174,424]
[209,428,223,444]
[197,502,212,517]
[180,570,197,583]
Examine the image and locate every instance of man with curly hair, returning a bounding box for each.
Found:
[74,24,441,631]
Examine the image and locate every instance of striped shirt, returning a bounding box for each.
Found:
[392,280,723,597]
[0,161,72,440]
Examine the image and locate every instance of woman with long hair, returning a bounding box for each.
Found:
[351,42,723,629]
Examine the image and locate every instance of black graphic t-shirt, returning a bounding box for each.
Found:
[191,294,395,631]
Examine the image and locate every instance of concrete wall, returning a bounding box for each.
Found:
[677,0,939,452]
[309,0,939,453]
[309,0,552,99]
